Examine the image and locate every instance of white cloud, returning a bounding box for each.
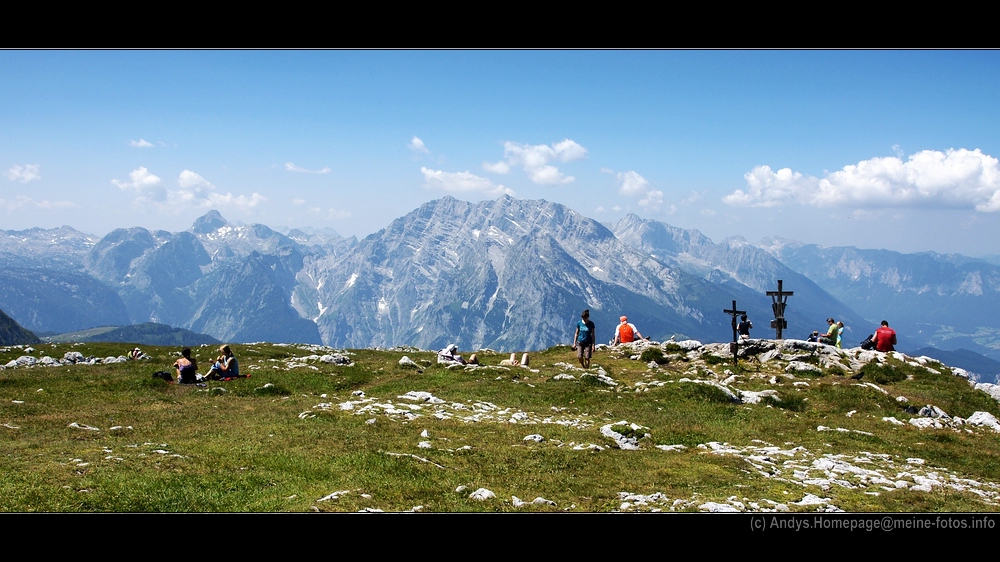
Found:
[292,198,306,205]
[487,139,587,185]
[114,167,265,212]
[285,162,332,174]
[0,195,75,211]
[482,160,511,174]
[178,170,215,191]
[724,148,1000,212]
[129,139,154,148]
[611,169,666,212]
[408,136,430,154]
[680,191,704,205]
[617,171,649,196]
[174,170,264,211]
[5,164,41,183]
[112,166,163,195]
[197,192,267,211]
[595,206,606,213]
[639,190,665,209]
[421,167,515,197]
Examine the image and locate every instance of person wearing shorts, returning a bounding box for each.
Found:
[573,309,596,369]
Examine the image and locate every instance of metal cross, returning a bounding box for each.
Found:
[723,300,746,365]
[766,279,793,340]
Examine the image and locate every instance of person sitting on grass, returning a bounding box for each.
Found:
[174,347,198,385]
[437,344,466,365]
[205,345,240,380]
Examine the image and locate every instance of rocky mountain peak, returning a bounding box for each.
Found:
[191,210,228,234]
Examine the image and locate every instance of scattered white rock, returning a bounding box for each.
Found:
[786,361,822,374]
[966,411,1000,432]
[68,422,99,431]
[699,502,741,512]
[469,488,496,501]
[793,494,830,506]
[398,391,445,404]
[523,434,544,442]
[656,444,687,452]
[398,356,422,370]
[320,354,353,365]
[741,389,778,404]
[600,421,648,450]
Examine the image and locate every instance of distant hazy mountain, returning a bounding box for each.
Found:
[610,215,869,345]
[0,226,97,271]
[0,307,40,345]
[71,322,220,346]
[910,347,1000,382]
[3,197,998,354]
[759,238,1000,360]
[0,266,130,333]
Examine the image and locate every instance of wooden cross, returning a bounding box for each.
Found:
[723,300,746,365]
[766,279,793,340]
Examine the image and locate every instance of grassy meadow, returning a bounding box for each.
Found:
[1,341,999,512]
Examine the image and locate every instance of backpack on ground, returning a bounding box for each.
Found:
[859,334,875,351]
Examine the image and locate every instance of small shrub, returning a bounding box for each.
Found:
[702,353,728,366]
[798,354,821,365]
[640,348,669,365]
[678,382,736,404]
[826,366,846,377]
[253,383,291,396]
[767,392,807,412]
[610,424,646,439]
[860,361,906,384]
[663,343,684,353]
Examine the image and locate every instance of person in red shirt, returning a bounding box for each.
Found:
[873,320,897,352]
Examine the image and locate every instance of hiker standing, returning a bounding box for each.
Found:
[573,309,596,369]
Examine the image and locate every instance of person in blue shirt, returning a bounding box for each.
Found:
[572,309,596,369]
[206,345,240,380]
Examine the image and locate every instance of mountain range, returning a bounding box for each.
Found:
[2,196,998,365]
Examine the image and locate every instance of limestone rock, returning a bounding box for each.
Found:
[966,411,1000,432]
[469,488,495,501]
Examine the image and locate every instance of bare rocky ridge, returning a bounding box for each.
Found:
[304,196,750,350]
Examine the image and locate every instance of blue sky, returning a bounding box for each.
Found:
[3,50,1000,255]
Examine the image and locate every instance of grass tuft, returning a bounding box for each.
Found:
[640,348,669,365]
